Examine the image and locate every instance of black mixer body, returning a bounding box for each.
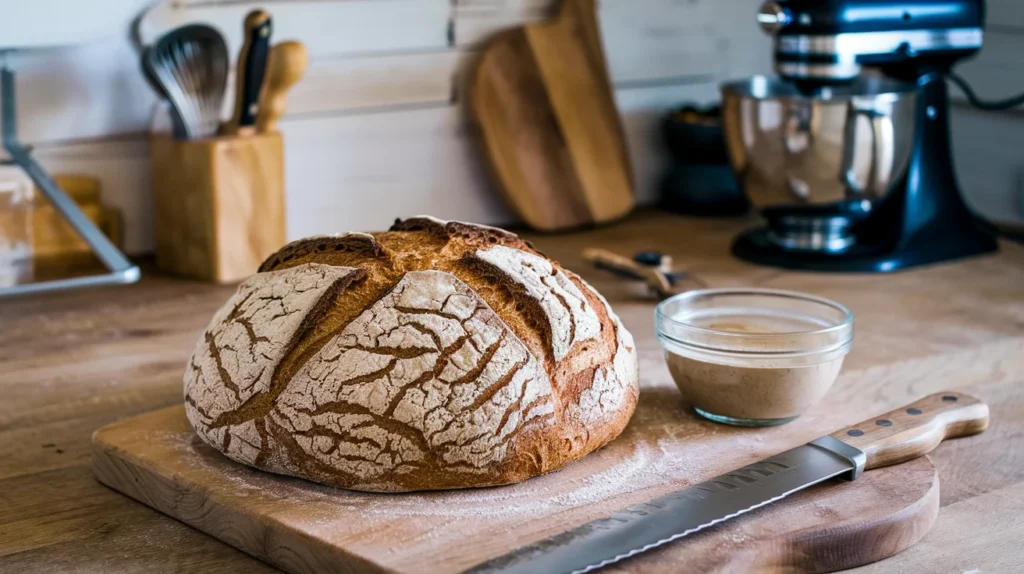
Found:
[733,0,999,272]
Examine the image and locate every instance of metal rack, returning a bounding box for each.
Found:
[1,56,139,297]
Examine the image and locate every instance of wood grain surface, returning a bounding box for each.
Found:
[2,211,1023,573]
[91,407,941,574]
[468,0,635,231]
[833,391,990,470]
[151,132,286,283]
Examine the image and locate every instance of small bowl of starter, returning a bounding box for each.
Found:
[655,288,853,426]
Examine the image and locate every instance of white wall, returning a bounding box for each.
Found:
[3,0,1021,255]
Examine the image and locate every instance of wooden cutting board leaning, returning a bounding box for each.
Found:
[468,0,635,232]
[93,393,974,573]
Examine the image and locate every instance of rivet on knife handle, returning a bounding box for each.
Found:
[832,391,989,471]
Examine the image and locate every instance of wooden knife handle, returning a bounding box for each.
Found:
[832,391,989,471]
[256,41,308,133]
[582,248,673,297]
[582,248,645,279]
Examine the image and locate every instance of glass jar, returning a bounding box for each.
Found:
[0,168,33,287]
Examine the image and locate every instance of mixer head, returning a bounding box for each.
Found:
[757,0,985,86]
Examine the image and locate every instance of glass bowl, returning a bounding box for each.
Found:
[655,288,854,426]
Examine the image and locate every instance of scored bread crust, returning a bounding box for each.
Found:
[184,216,639,492]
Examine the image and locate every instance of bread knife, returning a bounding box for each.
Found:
[221,10,271,136]
[465,391,989,574]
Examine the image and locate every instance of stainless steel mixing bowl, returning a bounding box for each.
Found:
[722,75,917,214]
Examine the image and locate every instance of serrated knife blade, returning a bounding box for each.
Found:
[464,436,866,574]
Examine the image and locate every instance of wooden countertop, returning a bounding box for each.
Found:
[2,211,1023,573]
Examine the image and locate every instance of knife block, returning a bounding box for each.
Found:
[151,132,285,284]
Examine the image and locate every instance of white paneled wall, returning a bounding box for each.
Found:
[2,0,155,143]
[7,0,773,253]
[279,79,723,237]
[952,107,1024,223]
[3,0,1022,255]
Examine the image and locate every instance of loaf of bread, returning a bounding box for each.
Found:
[183,216,639,492]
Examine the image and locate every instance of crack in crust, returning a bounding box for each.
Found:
[185,217,638,492]
[271,271,554,488]
[474,245,601,362]
[184,264,362,466]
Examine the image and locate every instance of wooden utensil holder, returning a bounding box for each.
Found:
[151,132,285,284]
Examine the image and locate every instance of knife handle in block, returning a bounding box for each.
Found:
[256,41,308,133]
[832,391,989,471]
[222,10,272,136]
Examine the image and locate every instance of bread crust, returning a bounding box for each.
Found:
[184,217,639,491]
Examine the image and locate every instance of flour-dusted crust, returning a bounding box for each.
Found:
[475,245,601,361]
[184,217,639,492]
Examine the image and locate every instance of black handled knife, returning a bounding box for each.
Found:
[222,10,271,135]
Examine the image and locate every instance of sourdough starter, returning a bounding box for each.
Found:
[666,320,844,421]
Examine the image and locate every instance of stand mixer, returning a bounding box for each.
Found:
[729,0,999,272]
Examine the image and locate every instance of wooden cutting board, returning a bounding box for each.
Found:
[92,406,939,574]
[467,0,635,232]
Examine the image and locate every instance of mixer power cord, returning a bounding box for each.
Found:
[947,71,1024,111]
